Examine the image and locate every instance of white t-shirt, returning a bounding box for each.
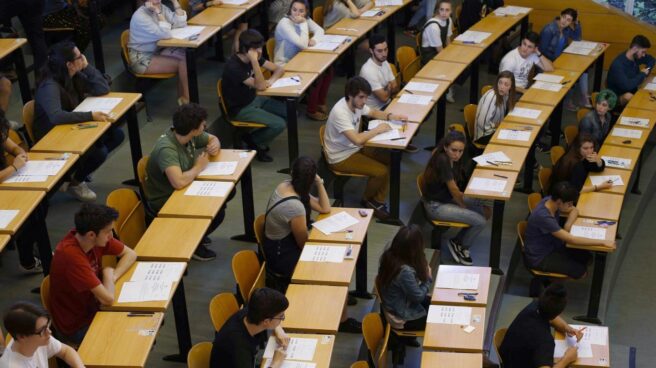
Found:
[324,97,371,164]
[0,337,62,368]
[421,18,452,48]
[359,58,396,109]
[499,48,540,89]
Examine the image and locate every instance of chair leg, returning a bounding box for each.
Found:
[333,176,348,207]
[430,226,447,250]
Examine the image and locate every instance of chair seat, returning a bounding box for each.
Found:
[392,329,424,337]
[133,72,177,79]
[331,170,368,178]
[230,120,267,129]
[473,142,486,150]
[431,220,470,228]
[529,269,568,278]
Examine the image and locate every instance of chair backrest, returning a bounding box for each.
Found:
[464,103,478,139]
[527,192,542,213]
[480,84,492,95]
[550,145,565,166]
[493,327,508,365]
[389,63,401,88]
[247,261,266,301]
[106,188,146,248]
[40,276,50,312]
[401,56,421,84]
[137,156,150,199]
[266,38,275,61]
[120,30,131,72]
[216,80,232,120]
[253,214,267,260]
[313,6,324,27]
[22,100,36,143]
[538,167,552,194]
[208,293,240,331]
[564,125,578,147]
[319,124,328,156]
[396,46,417,76]
[231,250,261,304]
[576,108,591,123]
[362,313,390,368]
[517,221,528,250]
[416,173,425,198]
[187,342,213,368]
[350,362,369,368]
[590,92,599,107]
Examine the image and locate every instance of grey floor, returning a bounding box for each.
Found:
[1,4,655,367]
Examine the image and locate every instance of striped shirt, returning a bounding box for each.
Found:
[475,89,508,141]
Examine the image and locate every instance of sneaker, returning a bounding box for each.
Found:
[446,88,456,104]
[338,318,362,333]
[256,150,274,163]
[67,182,97,202]
[306,111,328,121]
[19,257,43,274]
[447,238,463,264]
[458,246,473,266]
[192,244,216,261]
[404,144,419,153]
[361,199,391,221]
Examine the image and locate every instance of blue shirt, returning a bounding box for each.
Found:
[539,19,582,61]
[524,197,563,266]
[607,51,655,95]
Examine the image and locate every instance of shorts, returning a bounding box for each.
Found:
[128,49,155,74]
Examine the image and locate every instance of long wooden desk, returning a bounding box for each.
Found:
[134,217,211,262]
[158,180,235,219]
[31,121,112,154]
[421,351,483,367]
[291,242,360,286]
[282,284,347,334]
[576,192,623,221]
[552,42,609,91]
[423,306,486,352]
[0,152,79,192]
[0,38,30,103]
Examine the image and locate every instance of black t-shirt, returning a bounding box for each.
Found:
[222,54,266,117]
[210,308,267,367]
[499,300,554,368]
[423,153,463,203]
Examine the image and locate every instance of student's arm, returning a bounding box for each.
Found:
[90,268,116,306]
[273,326,290,348]
[200,133,221,156]
[36,80,95,125]
[164,152,210,189]
[570,21,582,41]
[551,228,615,248]
[263,59,285,84]
[366,109,406,121]
[278,19,310,49]
[0,137,28,181]
[309,176,332,214]
[539,27,555,60]
[242,53,268,91]
[165,0,188,27]
[637,53,656,70]
[342,124,389,145]
[136,5,175,39]
[289,215,309,248]
[113,245,137,281]
[345,0,373,17]
[56,344,85,368]
[308,18,325,42]
[536,52,555,72]
[77,60,111,96]
[446,179,466,207]
[397,266,431,302]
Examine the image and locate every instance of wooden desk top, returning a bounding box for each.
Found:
[566,217,617,253]
[626,89,656,112]
[598,145,640,171]
[282,284,347,334]
[553,43,609,72]
[31,121,112,154]
[0,39,27,60]
[521,70,581,106]
[291,242,360,286]
[197,149,256,183]
[326,17,377,38]
[158,180,235,219]
[101,92,142,122]
[78,312,163,368]
[0,234,10,253]
[489,122,539,148]
[421,352,483,367]
[157,25,220,48]
[257,72,320,98]
[464,168,517,201]
[135,217,211,262]
[603,126,648,149]
[0,152,79,192]
[364,121,420,149]
[189,6,243,26]
[217,0,262,10]
[400,78,450,100]
[554,326,610,368]
[434,44,485,64]
[307,208,373,244]
[504,101,556,127]
[432,265,491,307]
[415,60,468,82]
[576,192,623,221]
[583,167,632,196]
[455,14,522,47]
[383,97,435,123]
[0,190,46,235]
[259,334,335,368]
[478,144,528,172]
[423,306,486,352]
[616,107,656,131]
[284,52,339,74]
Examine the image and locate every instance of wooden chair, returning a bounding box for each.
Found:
[389,64,401,90]
[550,146,565,166]
[480,84,493,95]
[187,342,212,368]
[22,100,36,144]
[564,125,578,147]
[313,6,324,27]
[5,130,28,165]
[40,276,51,313]
[401,56,421,84]
[178,0,190,13]
[517,221,567,282]
[247,261,266,301]
[106,188,146,248]
[590,91,599,107]
[493,328,507,366]
[527,192,542,213]
[350,362,369,368]
[319,125,366,206]
[396,46,417,78]
[208,292,240,331]
[120,30,176,122]
[266,38,276,60]
[462,103,485,151]
[253,214,267,260]
[231,250,262,305]
[538,167,552,195]
[217,79,266,149]
[362,313,390,368]
[576,107,591,123]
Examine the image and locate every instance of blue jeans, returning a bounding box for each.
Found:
[234,96,287,147]
[408,0,437,28]
[422,197,489,248]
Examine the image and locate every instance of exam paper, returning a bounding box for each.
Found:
[222,0,248,4]
[554,340,593,359]
[398,93,432,105]
[375,0,402,6]
[590,175,624,187]
[73,97,122,114]
[569,325,609,345]
[361,8,383,17]
[404,81,439,93]
[264,336,318,361]
[263,361,316,368]
[534,73,563,83]
[169,26,205,40]
[563,41,598,55]
[369,120,405,130]
[270,77,302,89]
[473,151,512,167]
[602,156,631,169]
[308,42,342,51]
[620,116,650,128]
[3,175,48,183]
[315,35,350,43]
[184,181,232,197]
[436,272,480,290]
[531,81,563,92]
[0,210,19,229]
[503,5,530,14]
[509,107,541,119]
[570,225,606,240]
[311,211,359,235]
[117,280,172,303]
[198,161,238,176]
[611,128,642,139]
[299,245,346,263]
[455,30,491,43]
[644,83,656,91]
[427,305,472,325]
[368,129,401,142]
[15,160,66,176]
[469,177,506,193]
[130,262,186,283]
[498,129,531,141]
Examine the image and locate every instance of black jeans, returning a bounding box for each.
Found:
[72,125,124,182]
[401,295,431,331]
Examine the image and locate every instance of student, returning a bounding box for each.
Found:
[421,131,490,265]
[551,134,610,194]
[419,0,454,102]
[578,89,617,146]
[210,288,289,367]
[499,283,584,368]
[128,0,189,105]
[43,0,92,52]
[359,34,398,110]
[269,0,310,26]
[144,103,230,261]
[49,204,137,345]
[606,34,655,106]
[222,29,286,163]
[0,76,19,130]
[0,302,84,367]
[474,71,516,144]
[525,181,613,279]
[499,31,554,93]
[323,76,408,220]
[323,0,373,29]
[34,41,124,202]
[275,0,333,121]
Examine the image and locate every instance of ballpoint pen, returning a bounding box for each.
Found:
[560,80,571,85]
[390,137,406,141]
[493,174,508,179]
[486,160,499,166]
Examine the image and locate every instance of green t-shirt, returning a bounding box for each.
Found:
[145,129,209,212]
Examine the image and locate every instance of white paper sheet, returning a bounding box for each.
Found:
[3,175,48,183]
[398,93,432,105]
[299,245,346,263]
[563,41,598,55]
[601,156,631,169]
[361,8,383,17]
[473,151,512,167]
[263,361,316,368]
[469,177,506,193]
[503,5,530,14]
[644,83,656,91]
[375,0,402,6]
[130,262,186,283]
[590,175,624,187]
[0,209,19,229]
[73,97,122,114]
[270,77,302,89]
[404,81,439,93]
[222,0,248,4]
[263,336,318,361]
[184,181,232,197]
[534,73,563,83]
[531,81,563,92]
[620,116,650,128]
[436,272,480,290]
[308,41,342,51]
[569,325,609,345]
[117,280,173,303]
[427,305,472,325]
[198,161,238,176]
[611,128,642,139]
[509,107,541,119]
[169,26,205,40]
[368,129,401,142]
[498,129,531,141]
[554,340,593,359]
[455,30,491,44]
[570,225,607,240]
[15,160,67,176]
[316,34,350,43]
[311,211,359,235]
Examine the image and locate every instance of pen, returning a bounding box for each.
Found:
[560,80,571,85]
[486,160,499,166]
[346,245,353,257]
[404,89,414,94]
[457,292,478,296]
[463,41,476,44]
[402,121,406,132]
[390,137,406,141]
[127,312,155,317]
[74,123,98,130]
[332,229,353,234]
[493,174,508,179]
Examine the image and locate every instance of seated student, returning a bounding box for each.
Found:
[419,1,455,103]
[525,181,613,279]
[35,41,124,202]
[422,131,490,265]
[128,0,189,105]
[0,75,20,130]
[189,0,222,15]
[323,76,408,220]
[323,0,373,29]
[474,71,516,145]
[499,31,554,93]
[275,0,333,121]
[500,283,585,368]
[0,302,84,367]
[269,0,310,26]
[578,89,617,146]
[49,204,137,345]
[210,288,289,367]
[42,0,91,52]
[359,34,398,110]
[606,34,655,106]
[222,29,286,163]
[551,134,610,194]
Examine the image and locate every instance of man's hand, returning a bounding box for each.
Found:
[12,153,27,169]
[92,111,111,122]
[195,151,209,170]
[374,123,392,133]
[206,137,220,155]
[390,114,408,121]
[102,267,116,283]
[563,346,578,363]
[274,330,290,349]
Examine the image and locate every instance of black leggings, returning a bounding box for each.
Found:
[401,296,431,331]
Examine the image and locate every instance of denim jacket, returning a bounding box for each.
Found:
[579,110,610,146]
[539,19,581,61]
[381,265,432,321]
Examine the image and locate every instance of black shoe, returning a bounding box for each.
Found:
[361,199,391,221]
[401,336,420,347]
[338,318,362,333]
[404,144,419,153]
[241,133,258,151]
[347,294,358,306]
[256,150,273,162]
[201,236,212,246]
[447,238,463,264]
[192,244,216,261]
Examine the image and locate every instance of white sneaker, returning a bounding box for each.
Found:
[68,182,97,202]
[8,120,23,130]
[19,257,43,274]
[446,88,455,104]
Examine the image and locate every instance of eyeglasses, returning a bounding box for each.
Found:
[271,314,286,321]
[33,320,52,337]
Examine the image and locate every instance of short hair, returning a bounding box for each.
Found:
[561,8,578,21]
[246,288,289,324]
[238,29,265,54]
[344,76,372,100]
[630,35,651,49]
[595,89,617,110]
[3,302,49,339]
[550,181,579,203]
[368,33,387,50]
[538,283,567,320]
[523,31,540,46]
[75,203,119,235]
[172,103,208,135]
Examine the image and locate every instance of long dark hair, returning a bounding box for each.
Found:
[0,110,9,169]
[423,130,467,191]
[37,41,83,110]
[494,70,516,111]
[552,133,596,185]
[290,156,317,224]
[378,225,429,288]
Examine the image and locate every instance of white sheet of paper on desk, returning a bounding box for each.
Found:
[270,77,302,89]
[427,305,472,325]
[620,116,650,128]
[398,93,432,105]
[169,26,205,40]
[0,209,19,229]
[570,225,606,240]
[405,81,439,93]
[369,129,401,142]
[375,0,402,6]
[300,245,346,263]
[643,83,656,91]
[184,180,232,197]
[612,127,642,139]
[311,211,359,235]
[509,107,541,119]
[469,177,506,193]
[436,272,480,290]
[198,161,238,176]
[473,151,512,167]
[316,34,350,43]
[569,325,608,345]
[73,97,122,114]
[534,73,563,83]
[309,41,343,51]
[361,8,383,17]
[554,340,593,358]
[504,5,530,14]
[222,0,248,4]
[117,280,172,302]
[263,360,316,368]
[498,129,531,141]
[601,156,631,169]
[590,175,624,187]
[130,262,186,283]
[369,119,405,130]
[563,41,597,55]
[3,175,48,183]
[263,336,318,361]
[531,81,563,92]
[455,30,491,43]
[16,160,67,176]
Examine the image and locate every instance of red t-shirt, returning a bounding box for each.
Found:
[49,230,124,336]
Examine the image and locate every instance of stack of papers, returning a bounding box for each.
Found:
[531,81,563,92]
[469,177,506,193]
[590,175,624,187]
[498,129,531,141]
[198,161,238,176]
[0,209,19,229]
[427,305,472,325]
[619,116,649,128]
[534,73,564,83]
[184,181,232,197]
[473,151,512,167]
[643,83,656,91]
[4,160,67,184]
[455,30,491,44]
[398,93,432,105]
[509,107,541,119]
[263,336,318,367]
[269,76,302,89]
[563,40,599,55]
[570,225,606,240]
[73,97,122,114]
[611,128,642,139]
[299,245,347,263]
[311,211,359,235]
[375,0,402,6]
[602,156,631,169]
[404,81,439,93]
[117,262,186,303]
[436,272,480,290]
[169,26,205,40]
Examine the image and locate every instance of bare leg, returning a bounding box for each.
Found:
[144,53,189,102]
